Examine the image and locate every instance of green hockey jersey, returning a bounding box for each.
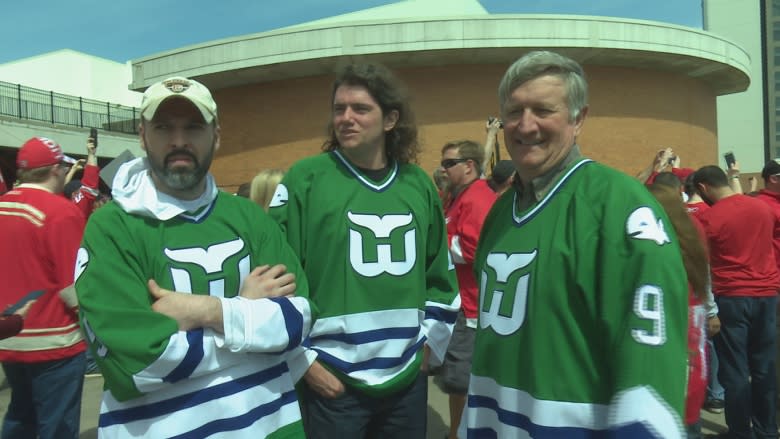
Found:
[76,160,314,438]
[269,150,459,395]
[463,158,688,438]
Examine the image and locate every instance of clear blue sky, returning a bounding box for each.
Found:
[0,0,703,64]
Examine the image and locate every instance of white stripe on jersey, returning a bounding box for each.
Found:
[133,329,243,393]
[101,359,301,438]
[463,375,682,438]
[309,308,425,386]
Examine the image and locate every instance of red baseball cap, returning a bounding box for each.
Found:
[671,167,694,182]
[16,137,76,170]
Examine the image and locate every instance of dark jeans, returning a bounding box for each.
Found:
[715,295,778,439]
[302,372,428,439]
[1,352,86,439]
[687,419,702,439]
[708,337,725,400]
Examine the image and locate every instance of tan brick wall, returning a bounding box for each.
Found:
[211,63,718,193]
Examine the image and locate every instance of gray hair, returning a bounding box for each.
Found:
[498,51,588,122]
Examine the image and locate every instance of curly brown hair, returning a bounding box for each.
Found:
[322,63,420,164]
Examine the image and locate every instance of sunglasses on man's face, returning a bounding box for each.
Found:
[441,158,469,169]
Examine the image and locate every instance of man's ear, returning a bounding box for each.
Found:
[138,123,148,152]
[383,110,399,132]
[573,105,589,136]
[214,124,221,152]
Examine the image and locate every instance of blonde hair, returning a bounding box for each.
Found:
[249,169,285,211]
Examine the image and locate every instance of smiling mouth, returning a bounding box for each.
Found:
[516,139,544,146]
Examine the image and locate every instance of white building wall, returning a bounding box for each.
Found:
[0,49,141,107]
[704,0,765,172]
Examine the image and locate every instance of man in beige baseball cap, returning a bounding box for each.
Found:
[130,76,221,200]
[140,76,217,124]
[76,75,314,438]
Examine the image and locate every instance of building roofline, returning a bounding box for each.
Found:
[130,14,750,95]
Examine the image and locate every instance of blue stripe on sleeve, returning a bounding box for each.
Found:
[425,305,458,324]
[269,297,303,352]
[163,329,205,383]
[100,362,290,427]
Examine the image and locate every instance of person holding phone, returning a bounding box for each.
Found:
[0,137,88,439]
[64,129,101,218]
[692,165,780,438]
[636,147,695,188]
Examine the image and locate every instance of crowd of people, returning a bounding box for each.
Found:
[0,50,778,439]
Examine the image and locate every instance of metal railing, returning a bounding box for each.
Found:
[0,80,139,134]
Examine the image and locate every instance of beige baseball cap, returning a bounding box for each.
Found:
[140,77,217,123]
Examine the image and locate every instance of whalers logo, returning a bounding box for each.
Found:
[626,207,670,245]
[347,211,416,277]
[269,183,288,208]
[164,238,250,298]
[480,250,537,335]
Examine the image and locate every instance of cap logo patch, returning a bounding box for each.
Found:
[163,78,191,94]
[37,137,63,160]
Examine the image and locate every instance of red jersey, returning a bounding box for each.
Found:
[755,189,780,272]
[445,179,497,320]
[71,163,100,219]
[0,185,86,362]
[699,194,780,297]
[685,216,708,425]
[686,300,707,425]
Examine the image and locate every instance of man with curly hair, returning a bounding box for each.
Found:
[269,63,459,439]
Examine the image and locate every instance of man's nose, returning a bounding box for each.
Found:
[169,127,189,147]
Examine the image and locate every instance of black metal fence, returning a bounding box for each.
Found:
[0,80,139,134]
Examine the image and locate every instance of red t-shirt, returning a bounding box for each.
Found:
[755,189,780,272]
[685,201,710,223]
[445,179,497,319]
[699,194,780,296]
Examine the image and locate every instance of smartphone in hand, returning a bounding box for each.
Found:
[724,151,736,168]
[89,128,98,148]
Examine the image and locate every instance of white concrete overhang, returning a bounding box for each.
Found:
[130,14,750,96]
